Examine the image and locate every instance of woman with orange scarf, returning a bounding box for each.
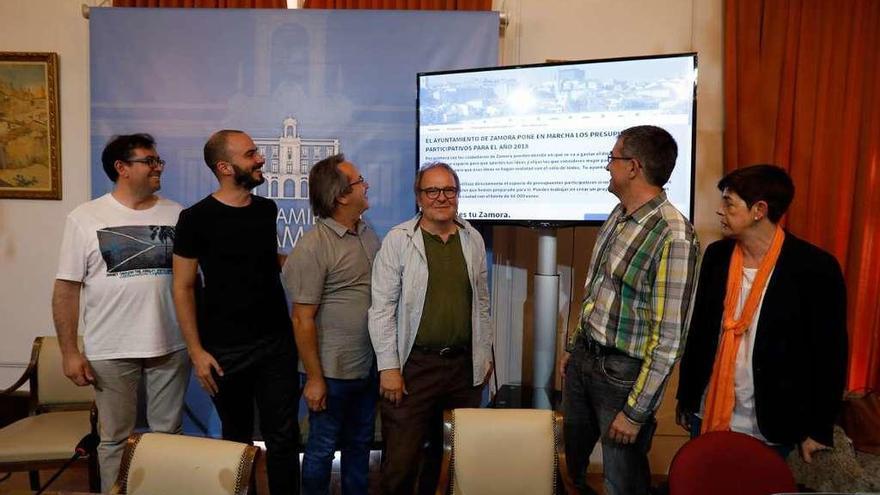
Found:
[675,165,848,462]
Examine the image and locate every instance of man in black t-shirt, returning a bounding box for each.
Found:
[172,129,300,495]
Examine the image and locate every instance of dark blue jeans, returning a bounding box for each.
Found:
[563,342,657,495]
[300,369,378,495]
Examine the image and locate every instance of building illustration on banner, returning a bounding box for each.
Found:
[253,116,340,200]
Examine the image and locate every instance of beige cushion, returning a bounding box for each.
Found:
[122,433,254,495]
[0,410,92,463]
[452,408,556,495]
[36,336,94,406]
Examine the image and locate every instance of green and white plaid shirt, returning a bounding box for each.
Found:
[570,192,700,423]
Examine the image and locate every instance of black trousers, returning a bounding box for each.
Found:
[212,348,301,495]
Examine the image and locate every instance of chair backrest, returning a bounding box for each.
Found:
[33,336,94,409]
[668,431,798,495]
[112,432,260,495]
[442,408,564,495]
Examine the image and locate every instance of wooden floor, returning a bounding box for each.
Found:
[0,451,619,494]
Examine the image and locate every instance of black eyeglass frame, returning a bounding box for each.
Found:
[124,157,166,168]
[606,152,635,164]
[419,187,459,200]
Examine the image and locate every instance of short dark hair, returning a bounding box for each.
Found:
[101,133,156,182]
[308,154,351,218]
[717,164,794,223]
[618,125,678,187]
[413,162,460,197]
[203,129,245,173]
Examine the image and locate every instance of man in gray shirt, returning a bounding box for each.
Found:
[283,154,380,495]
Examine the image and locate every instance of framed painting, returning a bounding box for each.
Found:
[0,52,61,199]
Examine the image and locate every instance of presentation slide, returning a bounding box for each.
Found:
[418,54,696,223]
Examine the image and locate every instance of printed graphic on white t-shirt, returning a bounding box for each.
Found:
[97,225,175,277]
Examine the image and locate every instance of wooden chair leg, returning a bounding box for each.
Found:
[248,470,258,495]
[28,470,40,491]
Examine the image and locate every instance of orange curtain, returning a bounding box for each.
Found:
[112,0,286,7]
[303,0,491,10]
[725,0,880,390]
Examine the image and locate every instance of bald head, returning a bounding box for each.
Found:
[204,129,246,174]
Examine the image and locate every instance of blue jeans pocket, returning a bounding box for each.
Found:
[599,354,640,387]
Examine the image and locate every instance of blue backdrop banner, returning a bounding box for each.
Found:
[91,7,498,240]
[90,7,498,436]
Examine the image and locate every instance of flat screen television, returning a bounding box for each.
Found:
[417,53,697,225]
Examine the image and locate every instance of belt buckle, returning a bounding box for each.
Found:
[438,346,454,358]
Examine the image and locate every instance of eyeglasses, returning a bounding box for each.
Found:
[420,187,459,200]
[607,152,634,164]
[349,175,367,187]
[126,157,166,169]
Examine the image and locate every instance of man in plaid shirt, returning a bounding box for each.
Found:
[560,125,700,495]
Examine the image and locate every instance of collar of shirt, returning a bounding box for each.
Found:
[420,227,461,244]
[319,216,366,237]
[401,213,467,234]
[615,191,669,225]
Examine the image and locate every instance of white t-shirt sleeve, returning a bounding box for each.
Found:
[56,213,88,282]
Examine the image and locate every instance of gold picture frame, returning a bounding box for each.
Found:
[0,52,61,200]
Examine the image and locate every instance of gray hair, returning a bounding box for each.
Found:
[308,154,351,218]
[413,162,460,197]
[618,125,678,187]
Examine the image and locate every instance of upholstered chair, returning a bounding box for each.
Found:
[111,432,260,495]
[0,336,99,491]
[435,408,576,495]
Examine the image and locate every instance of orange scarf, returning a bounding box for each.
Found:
[701,225,785,433]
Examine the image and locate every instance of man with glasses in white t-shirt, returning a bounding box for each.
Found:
[53,133,189,492]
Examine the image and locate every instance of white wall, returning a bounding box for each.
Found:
[0,0,93,386]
